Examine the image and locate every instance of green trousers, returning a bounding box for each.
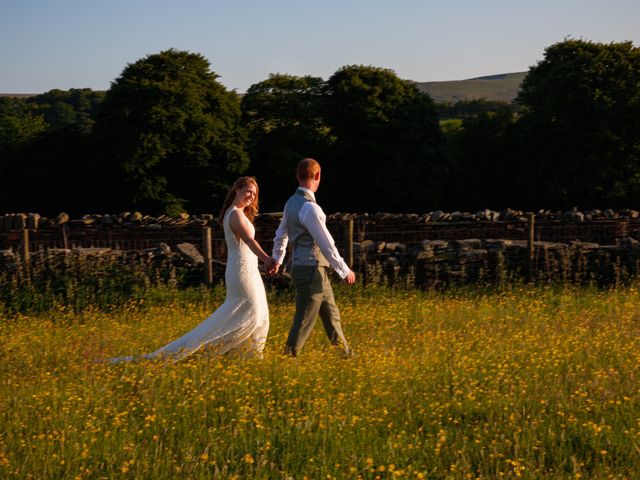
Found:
[286,265,351,356]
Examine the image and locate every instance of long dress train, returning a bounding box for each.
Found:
[110,206,269,362]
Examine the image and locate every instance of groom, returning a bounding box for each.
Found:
[271,158,356,357]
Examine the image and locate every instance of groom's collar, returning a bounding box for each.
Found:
[297,186,316,201]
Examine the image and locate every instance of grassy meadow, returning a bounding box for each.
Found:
[1,283,640,479]
[415,72,526,103]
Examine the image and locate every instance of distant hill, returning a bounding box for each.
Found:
[2,72,528,103]
[416,72,526,103]
[0,93,38,98]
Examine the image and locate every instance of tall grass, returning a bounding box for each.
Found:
[1,284,639,478]
[0,250,196,315]
[2,244,640,316]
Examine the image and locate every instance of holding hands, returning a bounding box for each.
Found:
[264,256,279,276]
[264,256,352,282]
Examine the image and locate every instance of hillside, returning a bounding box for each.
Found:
[0,93,38,98]
[416,72,526,103]
[2,71,528,103]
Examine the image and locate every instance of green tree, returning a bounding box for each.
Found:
[0,97,47,146]
[436,99,519,120]
[27,88,105,133]
[442,109,522,210]
[0,95,104,214]
[516,39,640,207]
[241,74,332,210]
[0,98,46,210]
[1,127,99,215]
[93,49,248,214]
[324,65,442,212]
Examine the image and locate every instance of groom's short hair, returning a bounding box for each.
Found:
[297,158,321,181]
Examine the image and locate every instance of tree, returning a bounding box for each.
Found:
[436,99,519,120]
[27,89,105,133]
[0,97,48,145]
[0,98,45,210]
[93,49,248,214]
[442,109,522,210]
[1,127,99,215]
[516,39,640,208]
[241,74,332,210]
[324,65,443,212]
[0,95,105,214]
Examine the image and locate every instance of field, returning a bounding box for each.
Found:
[415,72,526,103]
[1,284,640,479]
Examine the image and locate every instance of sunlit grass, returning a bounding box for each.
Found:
[1,284,640,479]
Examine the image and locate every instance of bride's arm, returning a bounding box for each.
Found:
[228,209,271,263]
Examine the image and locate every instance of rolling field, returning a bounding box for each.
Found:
[415,72,526,103]
[1,285,639,479]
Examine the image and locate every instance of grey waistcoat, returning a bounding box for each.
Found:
[284,189,329,267]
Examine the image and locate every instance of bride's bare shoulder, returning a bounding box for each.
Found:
[227,207,242,221]
[228,207,251,232]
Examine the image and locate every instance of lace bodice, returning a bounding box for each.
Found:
[223,206,260,274]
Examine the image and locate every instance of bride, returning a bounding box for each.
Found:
[111,176,272,362]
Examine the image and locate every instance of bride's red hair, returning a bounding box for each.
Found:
[219,176,259,223]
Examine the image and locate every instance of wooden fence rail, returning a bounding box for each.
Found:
[2,216,635,286]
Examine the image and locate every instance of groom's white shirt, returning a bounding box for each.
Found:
[272,187,350,279]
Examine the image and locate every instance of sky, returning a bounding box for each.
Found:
[2,0,639,94]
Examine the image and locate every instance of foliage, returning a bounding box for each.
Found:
[516,39,640,208]
[0,89,104,143]
[442,108,522,210]
[0,90,106,214]
[241,74,332,211]
[3,40,640,214]
[2,286,640,478]
[0,98,47,146]
[0,127,103,214]
[324,65,443,211]
[436,98,519,120]
[25,88,105,133]
[93,49,248,215]
[0,251,189,315]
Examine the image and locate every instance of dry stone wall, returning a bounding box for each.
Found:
[3,208,640,287]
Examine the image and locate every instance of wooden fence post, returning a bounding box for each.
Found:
[22,228,30,277]
[22,228,30,260]
[527,212,535,281]
[355,218,367,285]
[62,223,69,250]
[202,226,213,287]
[343,218,354,268]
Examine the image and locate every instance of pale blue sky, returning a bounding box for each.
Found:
[1,0,639,93]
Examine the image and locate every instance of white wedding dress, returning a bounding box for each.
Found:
[111,206,269,362]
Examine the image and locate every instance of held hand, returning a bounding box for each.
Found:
[345,270,356,285]
[264,257,274,274]
[272,261,281,275]
[264,257,279,276]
